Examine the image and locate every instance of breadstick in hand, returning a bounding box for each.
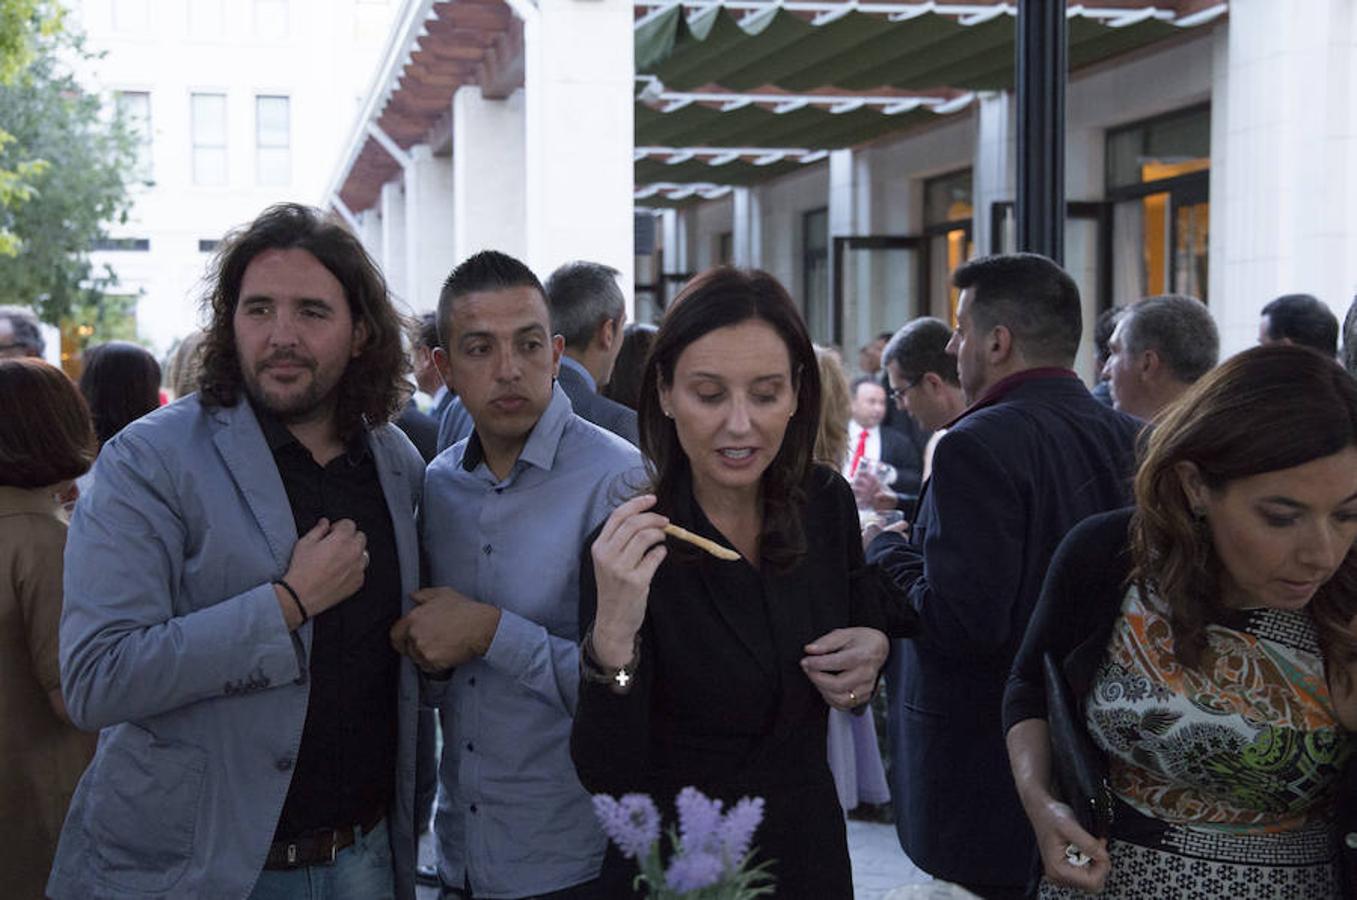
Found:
[663,524,740,561]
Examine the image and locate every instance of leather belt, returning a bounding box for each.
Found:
[264,810,384,870]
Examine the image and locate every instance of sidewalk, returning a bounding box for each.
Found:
[417,818,932,899]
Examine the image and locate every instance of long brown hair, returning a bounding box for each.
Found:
[638,267,821,572]
[197,203,408,441]
[1130,344,1357,674]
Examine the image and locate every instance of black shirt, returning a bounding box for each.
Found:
[255,404,402,841]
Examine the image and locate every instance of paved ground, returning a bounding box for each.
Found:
[416,817,932,899]
[846,818,933,899]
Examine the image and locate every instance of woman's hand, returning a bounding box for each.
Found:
[1031,797,1110,892]
[800,627,889,709]
[589,494,669,668]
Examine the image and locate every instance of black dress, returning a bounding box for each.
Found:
[570,465,913,899]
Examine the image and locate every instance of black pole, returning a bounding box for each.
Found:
[1015,0,1066,263]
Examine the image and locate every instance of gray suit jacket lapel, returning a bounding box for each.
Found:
[209,402,297,573]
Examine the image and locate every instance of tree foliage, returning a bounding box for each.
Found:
[0,3,138,337]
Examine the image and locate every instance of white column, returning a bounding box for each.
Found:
[403,144,455,314]
[732,187,763,268]
[522,0,635,315]
[379,180,407,305]
[356,208,383,266]
[1214,0,1357,356]
[973,91,1015,256]
[453,86,527,263]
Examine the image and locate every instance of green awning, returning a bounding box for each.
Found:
[636,155,809,187]
[636,6,1204,92]
[635,99,940,153]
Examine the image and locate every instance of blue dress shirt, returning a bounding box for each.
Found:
[422,383,643,897]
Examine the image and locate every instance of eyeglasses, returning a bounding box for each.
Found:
[887,376,921,403]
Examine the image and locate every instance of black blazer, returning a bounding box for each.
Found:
[571,466,913,899]
[867,373,1140,886]
[878,424,923,500]
[558,363,640,446]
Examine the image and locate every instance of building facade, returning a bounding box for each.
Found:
[72,0,400,352]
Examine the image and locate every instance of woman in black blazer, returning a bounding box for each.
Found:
[570,268,916,898]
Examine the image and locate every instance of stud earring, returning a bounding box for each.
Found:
[1191,506,1206,521]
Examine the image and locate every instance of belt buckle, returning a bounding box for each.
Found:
[285,842,299,867]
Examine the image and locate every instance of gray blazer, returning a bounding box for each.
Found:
[48,395,425,900]
[556,363,639,446]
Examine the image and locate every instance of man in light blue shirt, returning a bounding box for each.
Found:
[392,250,641,898]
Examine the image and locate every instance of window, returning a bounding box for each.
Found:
[115,91,152,181]
[253,0,288,39]
[717,231,733,265]
[255,95,290,186]
[187,0,224,39]
[191,93,227,186]
[111,0,150,33]
[93,237,150,251]
[923,169,974,323]
[802,208,829,339]
[1106,105,1210,305]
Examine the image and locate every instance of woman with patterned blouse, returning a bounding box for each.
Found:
[1004,345,1357,899]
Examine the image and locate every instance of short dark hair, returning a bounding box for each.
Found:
[849,375,884,398]
[639,267,820,573]
[416,312,440,351]
[197,203,408,441]
[1121,294,1219,384]
[884,317,959,386]
[79,341,162,446]
[437,250,546,351]
[0,358,96,487]
[1343,295,1357,378]
[952,253,1082,365]
[0,305,44,356]
[1094,305,1126,362]
[1261,293,1339,356]
[602,322,658,410]
[544,261,625,350]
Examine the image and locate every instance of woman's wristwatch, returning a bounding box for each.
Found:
[581,627,641,694]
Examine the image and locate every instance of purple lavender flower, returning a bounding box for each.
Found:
[665,847,726,892]
[592,793,661,860]
[674,786,724,856]
[717,796,765,862]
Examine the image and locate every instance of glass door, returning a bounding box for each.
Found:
[831,236,926,353]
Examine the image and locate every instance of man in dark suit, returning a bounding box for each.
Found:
[544,261,639,445]
[844,376,921,504]
[868,254,1140,899]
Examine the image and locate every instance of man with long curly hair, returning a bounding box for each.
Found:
[49,203,426,900]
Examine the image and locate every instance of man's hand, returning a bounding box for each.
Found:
[279,518,368,628]
[390,587,502,673]
[800,627,889,710]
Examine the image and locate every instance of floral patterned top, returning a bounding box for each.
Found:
[1085,585,1352,833]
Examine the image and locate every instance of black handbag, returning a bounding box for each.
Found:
[1042,651,1114,838]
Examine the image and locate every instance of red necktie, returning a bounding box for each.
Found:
[849,428,868,477]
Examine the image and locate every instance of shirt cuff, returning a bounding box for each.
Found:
[482,608,536,677]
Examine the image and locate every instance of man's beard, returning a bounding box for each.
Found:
[242,355,342,424]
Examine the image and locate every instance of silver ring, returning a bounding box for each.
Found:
[362,551,370,567]
[848,690,857,704]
